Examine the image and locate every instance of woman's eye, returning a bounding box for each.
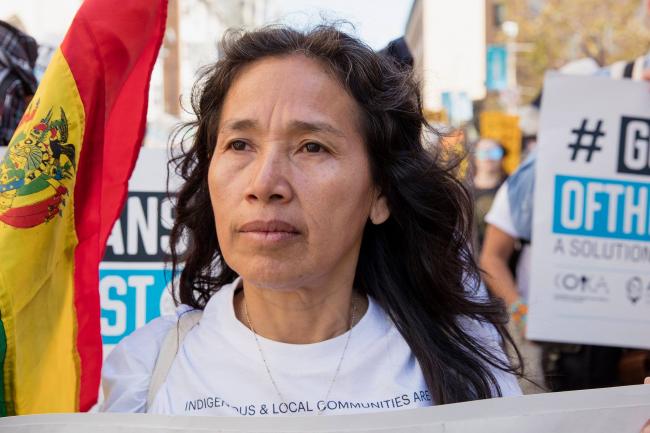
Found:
[229,140,248,151]
[303,142,323,153]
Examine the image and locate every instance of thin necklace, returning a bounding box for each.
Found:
[242,294,358,416]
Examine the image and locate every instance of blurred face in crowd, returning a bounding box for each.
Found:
[207,54,389,290]
[474,138,504,178]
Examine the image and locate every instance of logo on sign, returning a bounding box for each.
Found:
[553,272,609,294]
[625,276,643,305]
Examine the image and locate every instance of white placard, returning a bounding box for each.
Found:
[99,147,180,357]
[2,385,649,433]
[528,73,650,348]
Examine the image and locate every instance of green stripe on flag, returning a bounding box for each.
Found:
[0,315,7,417]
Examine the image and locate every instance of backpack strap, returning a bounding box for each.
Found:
[146,309,202,412]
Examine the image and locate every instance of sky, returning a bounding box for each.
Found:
[0,0,414,51]
[0,0,80,44]
[273,0,414,50]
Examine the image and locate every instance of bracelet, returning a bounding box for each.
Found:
[509,299,528,325]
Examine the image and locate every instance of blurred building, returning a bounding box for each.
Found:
[146,0,277,147]
[405,0,487,118]
[1,0,277,148]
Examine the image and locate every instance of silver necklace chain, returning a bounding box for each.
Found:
[242,295,357,416]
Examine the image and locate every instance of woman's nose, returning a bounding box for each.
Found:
[245,149,293,204]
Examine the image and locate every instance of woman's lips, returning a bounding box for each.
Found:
[238,220,301,243]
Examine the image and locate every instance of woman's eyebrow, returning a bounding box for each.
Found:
[220,119,347,138]
[220,118,258,133]
[289,120,346,138]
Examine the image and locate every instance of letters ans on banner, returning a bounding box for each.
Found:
[100,150,178,349]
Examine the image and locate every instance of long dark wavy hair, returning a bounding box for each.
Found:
[168,24,522,404]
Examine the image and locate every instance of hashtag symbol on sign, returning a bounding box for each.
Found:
[567,118,605,163]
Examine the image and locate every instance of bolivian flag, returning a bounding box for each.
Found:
[0,0,167,414]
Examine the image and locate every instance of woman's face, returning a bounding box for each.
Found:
[208,55,388,290]
[474,139,504,175]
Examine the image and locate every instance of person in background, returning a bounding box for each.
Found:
[0,20,38,147]
[379,37,413,69]
[471,138,506,253]
[479,149,544,394]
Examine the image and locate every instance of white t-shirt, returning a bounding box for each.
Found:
[101,278,521,416]
[484,183,532,302]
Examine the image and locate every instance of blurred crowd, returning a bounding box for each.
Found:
[470,51,650,394]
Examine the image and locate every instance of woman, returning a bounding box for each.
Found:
[471,138,506,252]
[101,25,522,415]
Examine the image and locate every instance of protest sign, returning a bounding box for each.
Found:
[528,73,650,349]
[99,148,179,356]
[1,385,649,432]
[479,111,522,174]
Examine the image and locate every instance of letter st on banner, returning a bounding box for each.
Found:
[100,148,179,353]
[528,73,650,349]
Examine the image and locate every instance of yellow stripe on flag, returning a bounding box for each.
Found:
[0,49,85,413]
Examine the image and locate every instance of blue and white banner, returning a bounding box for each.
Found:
[528,73,650,349]
[100,148,180,356]
[486,44,507,91]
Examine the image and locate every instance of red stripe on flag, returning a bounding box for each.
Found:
[0,194,64,228]
[60,0,167,411]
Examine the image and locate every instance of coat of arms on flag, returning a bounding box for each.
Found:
[0,102,77,228]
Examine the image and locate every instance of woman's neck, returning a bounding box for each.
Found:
[233,280,368,344]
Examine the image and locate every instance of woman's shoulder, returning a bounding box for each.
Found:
[100,305,194,412]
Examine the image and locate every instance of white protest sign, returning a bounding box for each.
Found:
[99,147,181,358]
[2,385,649,433]
[528,73,650,348]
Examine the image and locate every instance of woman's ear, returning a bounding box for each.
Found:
[369,191,390,225]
